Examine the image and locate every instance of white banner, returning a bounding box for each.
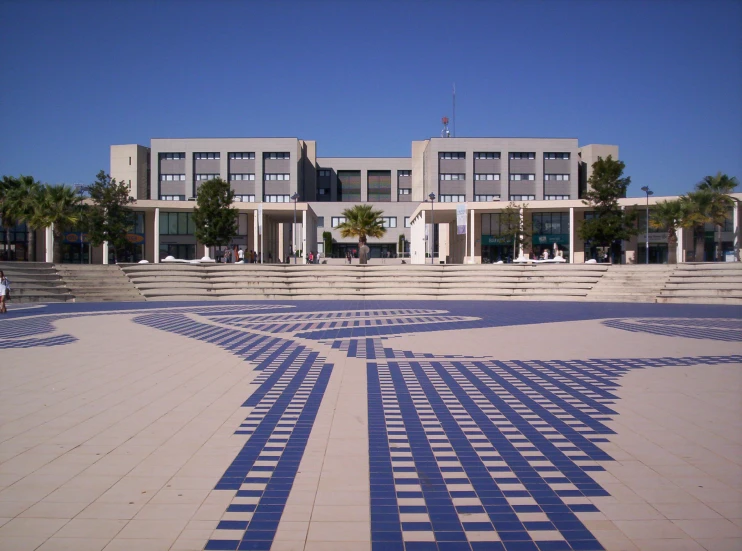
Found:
[456,204,467,235]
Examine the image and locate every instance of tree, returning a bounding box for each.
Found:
[335,204,386,250]
[693,172,738,261]
[6,175,44,262]
[36,185,80,263]
[497,202,532,259]
[192,178,238,251]
[649,199,683,265]
[84,171,137,263]
[578,155,638,262]
[0,176,21,259]
[679,187,733,262]
[322,231,333,258]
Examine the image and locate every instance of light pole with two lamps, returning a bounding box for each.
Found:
[428,192,436,265]
[641,186,653,264]
[291,193,299,264]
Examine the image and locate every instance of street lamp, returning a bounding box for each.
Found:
[428,192,436,265]
[291,192,299,264]
[74,184,88,264]
[641,186,654,264]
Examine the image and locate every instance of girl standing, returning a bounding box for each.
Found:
[0,271,10,314]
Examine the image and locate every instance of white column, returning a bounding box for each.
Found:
[470,208,475,260]
[45,225,54,263]
[102,241,109,264]
[734,203,740,261]
[568,207,574,264]
[302,209,307,265]
[154,207,160,263]
[677,227,684,263]
[253,210,260,255]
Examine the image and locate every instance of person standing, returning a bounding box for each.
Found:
[0,271,10,314]
[238,248,244,262]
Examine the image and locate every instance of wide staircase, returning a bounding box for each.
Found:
[55,264,145,302]
[584,265,676,302]
[121,263,610,301]
[0,262,73,303]
[657,263,742,305]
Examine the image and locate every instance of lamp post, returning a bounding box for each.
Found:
[428,192,436,264]
[291,192,299,264]
[641,186,653,264]
[74,184,87,264]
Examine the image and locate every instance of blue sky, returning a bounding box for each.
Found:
[1,0,740,197]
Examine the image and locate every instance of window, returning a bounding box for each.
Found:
[440,173,466,181]
[398,170,411,177]
[474,173,500,181]
[337,170,361,202]
[398,188,411,195]
[233,195,256,202]
[230,173,256,181]
[196,173,219,181]
[159,195,185,201]
[509,152,535,160]
[439,195,465,202]
[264,174,290,181]
[229,152,255,160]
[266,152,290,160]
[475,152,500,159]
[533,212,570,235]
[317,217,324,228]
[439,152,465,160]
[381,217,397,228]
[404,217,411,228]
[159,212,195,234]
[544,174,570,181]
[129,156,131,166]
[161,153,184,160]
[475,195,500,202]
[264,195,290,203]
[509,174,535,181]
[544,152,570,160]
[331,216,346,227]
[160,174,186,181]
[510,195,536,201]
[544,195,570,200]
[194,152,220,160]
[317,169,331,177]
[318,188,328,195]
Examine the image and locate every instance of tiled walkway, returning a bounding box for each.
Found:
[0,301,740,551]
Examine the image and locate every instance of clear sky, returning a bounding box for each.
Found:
[1,0,740,197]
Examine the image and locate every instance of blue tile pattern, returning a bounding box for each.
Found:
[1,300,740,551]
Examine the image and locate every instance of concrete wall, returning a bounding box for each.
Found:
[111,144,150,200]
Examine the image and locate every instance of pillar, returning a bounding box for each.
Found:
[677,227,684,263]
[469,208,475,260]
[302,209,307,265]
[45,225,54,263]
[154,207,160,263]
[518,207,524,259]
[102,241,109,264]
[568,207,574,264]
[734,202,740,261]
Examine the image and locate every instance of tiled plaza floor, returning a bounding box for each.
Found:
[0,300,740,551]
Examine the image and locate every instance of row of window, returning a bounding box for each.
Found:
[438,152,571,160]
[318,169,331,177]
[545,195,570,200]
[510,195,536,201]
[544,174,570,181]
[399,188,411,195]
[398,170,411,177]
[161,153,185,160]
[160,212,195,235]
[194,152,220,160]
[161,174,186,181]
[162,152,287,161]
[196,174,219,181]
[265,174,290,181]
[264,195,291,203]
[475,152,500,160]
[440,195,466,202]
[474,174,501,181]
[231,174,256,181]
[510,174,536,181]
[440,173,466,181]
[475,195,500,202]
[329,216,403,229]
[440,152,466,159]
[229,152,255,160]
[266,152,290,159]
[234,195,256,202]
[544,152,570,160]
[160,195,186,201]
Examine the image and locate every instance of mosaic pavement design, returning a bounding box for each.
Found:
[0,302,740,550]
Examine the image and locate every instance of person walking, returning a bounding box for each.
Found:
[238,248,244,263]
[0,271,10,314]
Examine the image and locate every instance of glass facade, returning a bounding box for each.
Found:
[532,212,570,260]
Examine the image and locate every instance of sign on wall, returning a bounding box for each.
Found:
[456,204,467,235]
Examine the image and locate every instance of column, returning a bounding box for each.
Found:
[568,207,574,264]
[518,207,524,259]
[154,207,160,263]
[677,227,684,263]
[470,208,475,261]
[102,241,109,264]
[45,225,54,263]
[253,209,260,257]
[302,209,307,265]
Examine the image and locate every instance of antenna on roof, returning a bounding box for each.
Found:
[441,116,450,138]
[452,83,456,137]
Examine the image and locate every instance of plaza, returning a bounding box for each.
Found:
[0,299,740,551]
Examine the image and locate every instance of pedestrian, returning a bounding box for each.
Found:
[308,251,314,264]
[346,251,351,264]
[268,252,273,263]
[225,249,232,263]
[0,270,9,314]
[238,248,244,262]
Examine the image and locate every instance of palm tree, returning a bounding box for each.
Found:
[6,175,43,262]
[36,184,81,263]
[649,199,683,264]
[695,172,738,261]
[335,204,387,253]
[0,176,20,260]
[679,190,729,262]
